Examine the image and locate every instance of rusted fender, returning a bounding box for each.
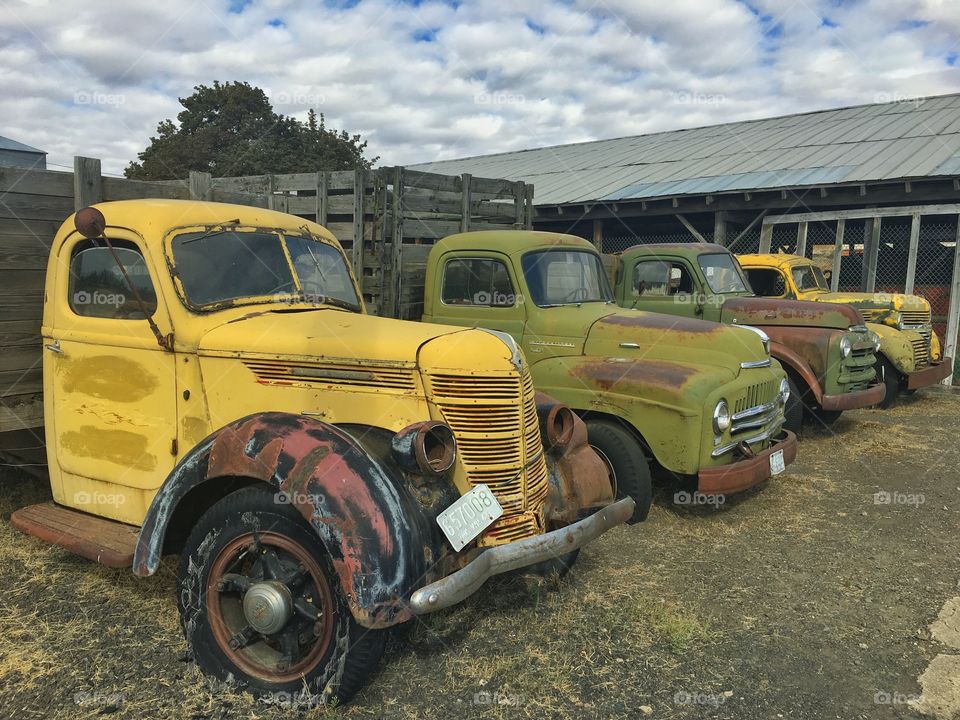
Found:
[767,338,824,402]
[536,393,614,525]
[133,412,422,629]
[721,297,862,330]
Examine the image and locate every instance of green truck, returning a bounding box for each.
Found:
[423,231,798,518]
[611,243,883,431]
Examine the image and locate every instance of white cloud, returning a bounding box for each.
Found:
[0,0,958,175]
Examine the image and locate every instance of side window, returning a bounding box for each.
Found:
[441,258,516,306]
[744,268,786,297]
[633,260,693,296]
[69,240,158,319]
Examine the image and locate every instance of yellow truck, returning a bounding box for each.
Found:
[3,199,632,704]
[739,253,952,407]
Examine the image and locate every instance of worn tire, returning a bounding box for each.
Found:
[176,486,385,706]
[585,419,652,524]
[877,357,901,409]
[783,376,804,435]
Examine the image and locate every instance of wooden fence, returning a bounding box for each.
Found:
[0,157,533,433]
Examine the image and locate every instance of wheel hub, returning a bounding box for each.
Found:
[242,580,293,635]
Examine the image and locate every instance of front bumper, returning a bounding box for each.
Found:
[820,382,885,411]
[906,357,953,390]
[409,497,635,614]
[698,430,797,494]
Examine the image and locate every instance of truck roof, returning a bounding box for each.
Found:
[433,230,595,256]
[738,253,808,269]
[72,199,337,245]
[622,242,728,256]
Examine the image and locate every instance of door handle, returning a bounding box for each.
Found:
[44,341,64,354]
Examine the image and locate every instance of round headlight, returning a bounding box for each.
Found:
[391,421,457,475]
[869,331,881,353]
[894,311,904,330]
[839,336,852,358]
[778,377,790,404]
[713,399,731,434]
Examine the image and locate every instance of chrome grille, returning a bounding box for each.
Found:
[860,308,884,323]
[733,379,777,416]
[427,369,548,546]
[713,379,785,458]
[902,309,931,326]
[244,360,417,392]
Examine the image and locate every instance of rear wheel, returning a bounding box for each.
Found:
[586,419,652,523]
[877,357,901,409]
[177,486,385,707]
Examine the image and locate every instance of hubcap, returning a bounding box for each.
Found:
[243,580,293,635]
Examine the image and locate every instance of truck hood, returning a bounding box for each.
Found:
[197,308,509,370]
[804,290,930,315]
[720,296,861,330]
[583,308,769,378]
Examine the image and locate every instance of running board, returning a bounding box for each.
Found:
[10,503,139,568]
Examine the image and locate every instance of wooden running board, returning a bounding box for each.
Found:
[10,502,139,568]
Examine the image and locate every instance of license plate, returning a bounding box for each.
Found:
[437,484,503,552]
[769,449,786,475]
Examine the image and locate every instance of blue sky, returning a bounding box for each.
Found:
[1,0,959,174]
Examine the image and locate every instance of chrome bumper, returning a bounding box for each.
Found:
[409,497,635,615]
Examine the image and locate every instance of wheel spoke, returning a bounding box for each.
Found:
[228,625,260,650]
[294,596,321,621]
[216,573,252,593]
[259,548,284,580]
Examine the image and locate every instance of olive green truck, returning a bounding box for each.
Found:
[421,231,798,516]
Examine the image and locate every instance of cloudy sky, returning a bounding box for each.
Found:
[2,0,960,175]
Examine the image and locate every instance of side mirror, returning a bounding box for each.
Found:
[75,207,106,238]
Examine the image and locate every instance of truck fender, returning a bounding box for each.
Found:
[133,412,422,629]
[769,341,823,402]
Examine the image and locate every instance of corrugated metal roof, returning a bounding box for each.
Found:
[0,135,45,154]
[408,93,960,206]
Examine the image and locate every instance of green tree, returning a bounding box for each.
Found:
[125,81,376,179]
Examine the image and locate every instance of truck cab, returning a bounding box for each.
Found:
[11,200,631,704]
[614,244,883,429]
[423,231,798,513]
[738,253,951,406]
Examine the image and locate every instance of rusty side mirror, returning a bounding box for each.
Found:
[75,207,106,238]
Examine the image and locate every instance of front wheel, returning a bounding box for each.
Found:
[783,376,804,435]
[177,486,386,706]
[586,419,652,523]
[877,357,901,409]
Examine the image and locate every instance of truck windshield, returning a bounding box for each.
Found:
[170,230,360,311]
[521,249,613,306]
[697,253,751,294]
[792,264,828,291]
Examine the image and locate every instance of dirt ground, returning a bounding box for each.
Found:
[1,391,959,720]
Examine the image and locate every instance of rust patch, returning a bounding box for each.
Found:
[570,357,698,392]
[60,426,156,471]
[61,356,159,402]
[723,297,860,328]
[597,312,721,335]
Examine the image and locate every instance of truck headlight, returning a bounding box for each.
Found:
[869,331,881,353]
[392,421,457,475]
[713,400,731,433]
[778,378,790,405]
[840,336,852,358]
[894,312,904,330]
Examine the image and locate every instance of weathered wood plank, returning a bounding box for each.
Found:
[74,157,102,209]
[0,296,43,323]
[0,167,73,197]
[0,345,42,374]
[0,234,52,269]
[101,177,190,201]
[0,192,75,222]
[0,271,45,296]
[0,368,42,397]
[0,393,44,433]
[0,218,62,239]
[0,320,41,347]
[403,169,461,194]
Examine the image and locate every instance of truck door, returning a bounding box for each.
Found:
[626,257,699,319]
[45,230,178,516]
[428,254,527,341]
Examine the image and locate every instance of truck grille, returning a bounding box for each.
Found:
[427,370,548,547]
[712,379,784,457]
[859,309,884,323]
[244,359,417,392]
[911,337,930,368]
[901,309,931,326]
[732,379,777,416]
[839,346,876,391]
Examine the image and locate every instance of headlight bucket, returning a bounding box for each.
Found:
[392,421,457,475]
[839,336,852,358]
[540,403,576,450]
[778,378,790,404]
[713,399,731,434]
